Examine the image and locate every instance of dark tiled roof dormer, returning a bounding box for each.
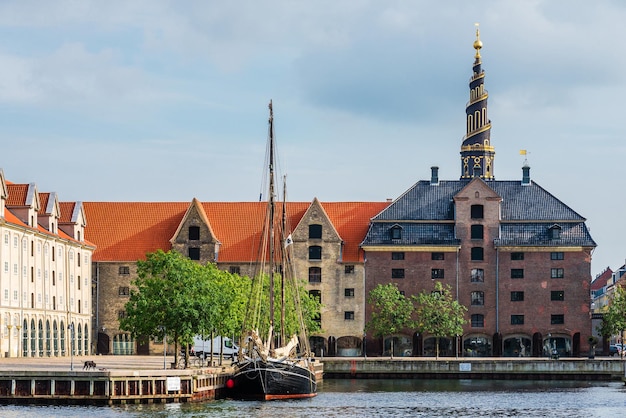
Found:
[361,179,596,248]
[460,24,495,180]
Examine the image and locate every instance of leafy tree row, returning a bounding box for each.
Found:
[597,284,626,348]
[366,281,467,358]
[119,250,321,366]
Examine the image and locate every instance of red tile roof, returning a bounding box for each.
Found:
[84,201,390,263]
[6,184,29,206]
[591,267,613,291]
[39,192,51,214]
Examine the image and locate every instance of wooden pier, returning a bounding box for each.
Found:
[0,368,230,405]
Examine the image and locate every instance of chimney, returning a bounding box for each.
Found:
[430,166,439,185]
[522,164,531,185]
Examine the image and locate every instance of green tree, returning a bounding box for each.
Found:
[598,284,626,347]
[413,281,467,358]
[120,250,217,367]
[366,283,414,356]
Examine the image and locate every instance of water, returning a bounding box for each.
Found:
[1,379,625,417]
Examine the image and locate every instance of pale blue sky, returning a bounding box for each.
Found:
[1,1,624,276]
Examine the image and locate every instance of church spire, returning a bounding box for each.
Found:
[460,23,495,180]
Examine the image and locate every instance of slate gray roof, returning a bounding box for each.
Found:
[362,179,596,248]
[372,180,585,222]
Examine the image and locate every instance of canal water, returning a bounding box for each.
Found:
[1,379,625,417]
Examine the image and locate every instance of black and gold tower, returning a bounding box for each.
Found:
[460,24,495,180]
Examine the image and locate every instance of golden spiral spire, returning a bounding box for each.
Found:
[473,23,482,59]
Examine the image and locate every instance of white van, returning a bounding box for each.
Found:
[192,335,238,360]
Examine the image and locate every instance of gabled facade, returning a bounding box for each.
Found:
[85,199,388,355]
[361,29,596,357]
[0,169,95,358]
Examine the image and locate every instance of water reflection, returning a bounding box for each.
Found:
[2,379,625,417]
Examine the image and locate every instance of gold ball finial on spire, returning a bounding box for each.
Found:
[473,23,483,59]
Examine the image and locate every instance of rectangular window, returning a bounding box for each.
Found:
[431,252,444,260]
[189,226,200,240]
[511,315,525,325]
[431,269,444,279]
[391,269,405,279]
[344,311,355,320]
[344,265,355,274]
[471,268,484,282]
[309,246,322,260]
[471,314,484,327]
[471,291,484,306]
[118,310,127,319]
[551,291,564,301]
[188,247,200,260]
[308,267,322,283]
[511,291,524,301]
[471,224,484,239]
[119,266,130,275]
[551,268,564,279]
[118,287,130,296]
[511,252,524,260]
[390,227,402,240]
[471,205,484,219]
[550,252,564,260]
[391,252,405,260]
[471,247,484,261]
[309,290,321,303]
[344,288,355,298]
[229,266,241,275]
[309,224,322,239]
[511,269,524,279]
[551,314,564,325]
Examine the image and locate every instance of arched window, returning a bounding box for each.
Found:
[22,319,28,357]
[84,326,89,355]
[30,319,36,357]
[60,321,66,356]
[45,320,51,356]
[53,321,59,356]
[77,324,83,355]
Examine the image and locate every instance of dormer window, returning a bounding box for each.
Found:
[549,224,562,240]
[390,225,402,240]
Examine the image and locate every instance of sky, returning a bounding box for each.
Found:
[0,1,624,277]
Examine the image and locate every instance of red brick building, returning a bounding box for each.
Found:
[361,28,596,357]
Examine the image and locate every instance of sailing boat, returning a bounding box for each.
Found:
[226,101,317,400]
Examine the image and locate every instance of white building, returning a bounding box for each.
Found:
[0,169,94,358]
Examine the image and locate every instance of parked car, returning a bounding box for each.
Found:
[609,345,621,357]
[191,335,239,360]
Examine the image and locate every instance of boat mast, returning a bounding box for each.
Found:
[280,175,287,347]
[268,100,276,350]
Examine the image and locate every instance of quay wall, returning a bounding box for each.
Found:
[321,358,626,381]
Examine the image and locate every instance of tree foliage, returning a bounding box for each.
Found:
[119,250,251,366]
[366,283,414,342]
[598,284,626,340]
[413,281,467,358]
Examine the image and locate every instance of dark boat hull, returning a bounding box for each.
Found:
[227,359,317,400]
